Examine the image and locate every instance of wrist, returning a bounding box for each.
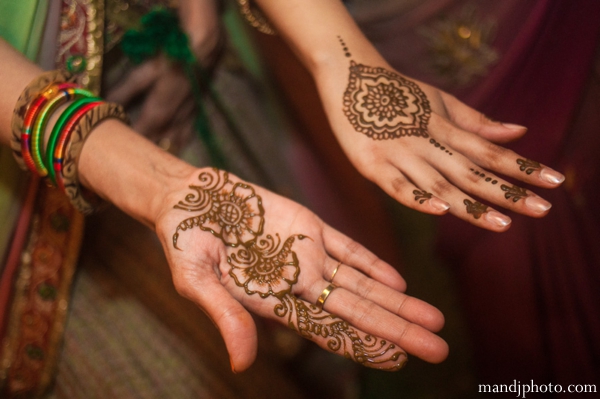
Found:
[78,119,196,228]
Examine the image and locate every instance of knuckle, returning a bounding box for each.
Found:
[355,275,377,298]
[354,298,378,325]
[391,177,407,193]
[431,179,454,197]
[483,141,510,166]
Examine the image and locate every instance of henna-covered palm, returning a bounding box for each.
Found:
[319,37,564,231]
[155,168,448,372]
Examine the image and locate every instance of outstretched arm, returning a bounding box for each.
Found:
[254,0,565,231]
[0,38,448,372]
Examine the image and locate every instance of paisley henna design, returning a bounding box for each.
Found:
[173,169,406,370]
[470,168,498,184]
[500,184,528,203]
[464,199,488,219]
[517,158,541,175]
[413,189,433,204]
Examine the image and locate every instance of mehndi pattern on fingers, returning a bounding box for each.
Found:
[173,169,406,370]
[413,189,433,204]
[470,168,498,184]
[429,138,453,155]
[500,184,528,203]
[464,199,488,219]
[340,37,431,141]
[516,158,541,175]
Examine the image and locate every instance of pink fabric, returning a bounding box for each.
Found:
[356,0,600,389]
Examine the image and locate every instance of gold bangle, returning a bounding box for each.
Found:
[237,0,276,35]
[316,284,336,310]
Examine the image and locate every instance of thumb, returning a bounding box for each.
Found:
[441,92,527,144]
[175,269,258,372]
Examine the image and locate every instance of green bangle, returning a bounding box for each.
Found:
[32,87,94,177]
[46,96,100,186]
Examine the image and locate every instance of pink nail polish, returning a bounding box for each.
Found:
[525,196,552,213]
[429,197,450,212]
[539,168,565,184]
[484,211,511,228]
[502,123,527,131]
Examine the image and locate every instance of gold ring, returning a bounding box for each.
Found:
[316,284,336,310]
[330,261,342,283]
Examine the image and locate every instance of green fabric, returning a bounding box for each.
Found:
[0,0,49,266]
[0,0,48,60]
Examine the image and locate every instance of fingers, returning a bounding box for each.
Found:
[431,115,565,189]
[326,261,445,333]
[440,92,527,144]
[322,223,407,292]
[172,260,258,372]
[308,283,448,364]
[367,164,451,216]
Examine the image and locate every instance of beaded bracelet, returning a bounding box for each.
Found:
[46,97,101,186]
[11,70,75,171]
[30,87,95,177]
[237,0,276,35]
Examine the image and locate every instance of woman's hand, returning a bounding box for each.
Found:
[316,56,565,231]
[154,168,448,372]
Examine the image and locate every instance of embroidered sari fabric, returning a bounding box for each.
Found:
[350,0,600,389]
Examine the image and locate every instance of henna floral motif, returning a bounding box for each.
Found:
[413,189,433,204]
[516,158,541,175]
[464,199,488,219]
[173,170,264,248]
[343,61,431,140]
[501,184,528,202]
[228,234,301,299]
[173,169,406,370]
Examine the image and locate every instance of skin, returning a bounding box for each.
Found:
[255,0,564,231]
[0,38,447,372]
[0,0,564,373]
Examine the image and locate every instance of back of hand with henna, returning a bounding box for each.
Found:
[332,35,563,230]
[172,169,407,371]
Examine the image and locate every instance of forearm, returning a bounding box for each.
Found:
[78,120,195,228]
[254,0,386,76]
[0,38,194,228]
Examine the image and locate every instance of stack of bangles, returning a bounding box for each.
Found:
[10,70,127,214]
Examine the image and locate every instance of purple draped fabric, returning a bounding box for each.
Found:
[356,0,600,389]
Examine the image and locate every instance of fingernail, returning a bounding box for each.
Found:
[230,358,237,374]
[525,196,552,213]
[484,211,512,228]
[539,167,565,184]
[502,123,527,130]
[429,197,450,212]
